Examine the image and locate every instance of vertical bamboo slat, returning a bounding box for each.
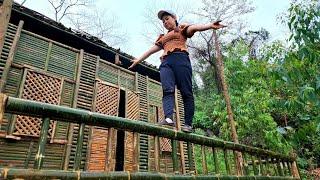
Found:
[187,142,194,175]
[73,123,85,170]
[243,153,249,175]
[34,117,50,170]
[212,147,220,174]
[44,42,52,71]
[251,155,258,175]
[171,139,178,174]
[154,135,160,172]
[277,158,284,176]
[224,149,231,175]
[201,145,208,174]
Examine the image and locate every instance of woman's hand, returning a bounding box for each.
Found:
[212,20,227,30]
[128,58,140,69]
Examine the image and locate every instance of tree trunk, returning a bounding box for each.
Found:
[213,58,223,93]
[0,0,13,57]
[212,30,243,175]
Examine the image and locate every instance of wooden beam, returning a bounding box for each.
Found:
[0,0,13,57]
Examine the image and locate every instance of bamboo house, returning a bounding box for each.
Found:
[0,1,194,173]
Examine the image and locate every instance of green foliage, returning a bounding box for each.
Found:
[193,0,320,174]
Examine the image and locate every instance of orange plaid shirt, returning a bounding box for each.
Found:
[155,24,194,60]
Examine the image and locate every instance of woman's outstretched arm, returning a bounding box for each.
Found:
[128,45,161,69]
[186,21,226,37]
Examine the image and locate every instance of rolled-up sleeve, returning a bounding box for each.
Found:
[155,34,164,48]
[180,24,194,38]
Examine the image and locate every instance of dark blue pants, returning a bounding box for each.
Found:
[160,52,194,126]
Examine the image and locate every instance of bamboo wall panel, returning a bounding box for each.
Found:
[68,52,97,170]
[98,60,118,85]
[47,44,77,80]
[137,74,148,171]
[18,142,65,170]
[124,91,139,172]
[0,24,16,78]
[0,67,22,132]
[13,32,48,69]
[148,80,162,106]
[119,70,135,90]
[87,82,119,171]
[0,139,32,168]
[14,71,62,137]
[53,81,74,141]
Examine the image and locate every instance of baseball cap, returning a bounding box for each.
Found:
[157,10,176,20]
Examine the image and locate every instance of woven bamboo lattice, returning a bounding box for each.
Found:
[14,70,62,137]
[124,91,139,172]
[158,107,172,152]
[87,82,119,171]
[126,91,139,120]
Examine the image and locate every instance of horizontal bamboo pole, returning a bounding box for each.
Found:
[2,94,294,161]
[0,168,300,180]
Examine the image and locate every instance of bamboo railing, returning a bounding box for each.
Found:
[0,93,300,179]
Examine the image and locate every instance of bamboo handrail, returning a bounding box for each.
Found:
[0,94,300,179]
[0,95,295,161]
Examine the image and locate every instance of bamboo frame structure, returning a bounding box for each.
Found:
[0,168,300,180]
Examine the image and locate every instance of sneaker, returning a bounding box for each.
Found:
[158,118,175,127]
[182,125,193,133]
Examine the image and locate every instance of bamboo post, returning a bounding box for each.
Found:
[258,156,264,175]
[287,161,292,176]
[174,89,186,174]
[224,149,231,175]
[291,160,300,178]
[282,160,287,176]
[201,145,208,174]
[0,20,24,92]
[212,147,220,174]
[171,139,179,174]
[154,135,160,172]
[277,158,284,176]
[44,42,53,71]
[34,117,50,170]
[0,93,7,129]
[251,155,258,175]
[24,141,34,168]
[0,0,13,57]
[73,123,85,171]
[265,157,270,176]
[187,142,194,175]
[272,158,279,176]
[243,153,249,175]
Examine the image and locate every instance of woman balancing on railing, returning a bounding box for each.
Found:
[129,10,226,133]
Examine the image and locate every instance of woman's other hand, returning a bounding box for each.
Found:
[128,58,140,69]
[212,20,227,30]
